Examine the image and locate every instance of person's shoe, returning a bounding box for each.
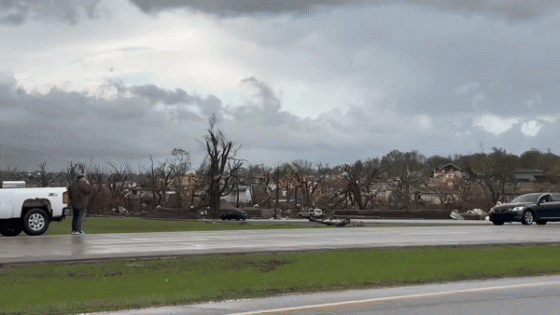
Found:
[71,231,81,235]
[79,231,86,235]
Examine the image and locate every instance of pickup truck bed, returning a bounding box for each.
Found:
[0,187,71,236]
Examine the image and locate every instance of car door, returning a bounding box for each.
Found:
[546,194,560,220]
[536,194,556,219]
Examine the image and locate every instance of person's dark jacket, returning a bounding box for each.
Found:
[68,178,92,209]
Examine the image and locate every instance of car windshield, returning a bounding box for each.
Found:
[510,194,540,203]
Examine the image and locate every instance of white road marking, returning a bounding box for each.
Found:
[231,280,560,315]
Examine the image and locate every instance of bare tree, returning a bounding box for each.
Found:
[342,158,385,209]
[145,155,173,208]
[5,165,26,181]
[201,115,243,217]
[382,150,427,210]
[169,148,191,208]
[290,160,319,208]
[314,163,347,215]
[461,148,521,207]
[87,165,108,214]
[107,162,131,211]
[36,162,61,187]
[65,162,86,185]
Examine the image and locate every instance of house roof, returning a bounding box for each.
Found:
[436,163,464,173]
[515,168,543,174]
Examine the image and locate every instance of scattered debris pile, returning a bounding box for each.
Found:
[142,205,201,220]
[450,208,488,220]
[309,217,351,227]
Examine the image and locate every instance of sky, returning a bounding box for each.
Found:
[1,0,560,172]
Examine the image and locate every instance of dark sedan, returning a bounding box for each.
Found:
[220,209,247,221]
[489,193,560,225]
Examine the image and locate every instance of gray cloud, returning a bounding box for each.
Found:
[0,0,102,25]
[129,0,346,15]
[129,0,560,21]
[115,83,222,117]
[0,76,227,170]
[229,77,294,127]
[0,71,559,172]
[4,0,560,171]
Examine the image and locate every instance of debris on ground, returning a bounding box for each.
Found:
[450,210,464,220]
[309,217,351,227]
[450,208,488,220]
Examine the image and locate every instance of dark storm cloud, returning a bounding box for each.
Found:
[129,0,560,21]
[411,0,560,21]
[0,0,102,25]
[129,0,347,15]
[357,5,560,118]
[0,76,230,170]
[0,74,345,170]
[115,83,222,117]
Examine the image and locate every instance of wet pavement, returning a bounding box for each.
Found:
[1,221,559,265]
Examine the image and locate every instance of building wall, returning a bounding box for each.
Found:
[222,187,252,204]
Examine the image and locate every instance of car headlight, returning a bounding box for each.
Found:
[512,206,525,212]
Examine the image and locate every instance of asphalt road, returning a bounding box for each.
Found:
[1,219,559,265]
[96,274,560,315]
[5,219,560,315]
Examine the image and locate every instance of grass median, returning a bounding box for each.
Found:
[2,244,560,314]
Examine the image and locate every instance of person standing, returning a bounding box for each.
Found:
[68,174,92,235]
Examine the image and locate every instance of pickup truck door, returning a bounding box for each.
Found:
[0,190,14,219]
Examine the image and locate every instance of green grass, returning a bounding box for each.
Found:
[43,217,323,236]
[2,245,560,314]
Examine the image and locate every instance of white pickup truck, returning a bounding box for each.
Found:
[0,181,71,237]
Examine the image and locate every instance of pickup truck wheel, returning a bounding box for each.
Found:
[521,210,534,225]
[0,223,23,237]
[23,208,50,236]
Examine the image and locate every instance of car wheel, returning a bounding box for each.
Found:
[536,220,548,225]
[492,221,504,226]
[521,210,534,225]
[22,208,50,236]
[0,222,23,237]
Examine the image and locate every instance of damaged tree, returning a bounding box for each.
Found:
[343,158,385,209]
[201,115,243,218]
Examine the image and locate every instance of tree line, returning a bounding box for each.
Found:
[2,117,560,217]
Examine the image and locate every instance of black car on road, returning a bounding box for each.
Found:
[220,209,247,221]
[489,193,560,225]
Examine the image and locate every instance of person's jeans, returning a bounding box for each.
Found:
[72,207,87,232]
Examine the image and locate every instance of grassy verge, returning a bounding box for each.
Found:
[2,244,560,314]
[44,217,322,236]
